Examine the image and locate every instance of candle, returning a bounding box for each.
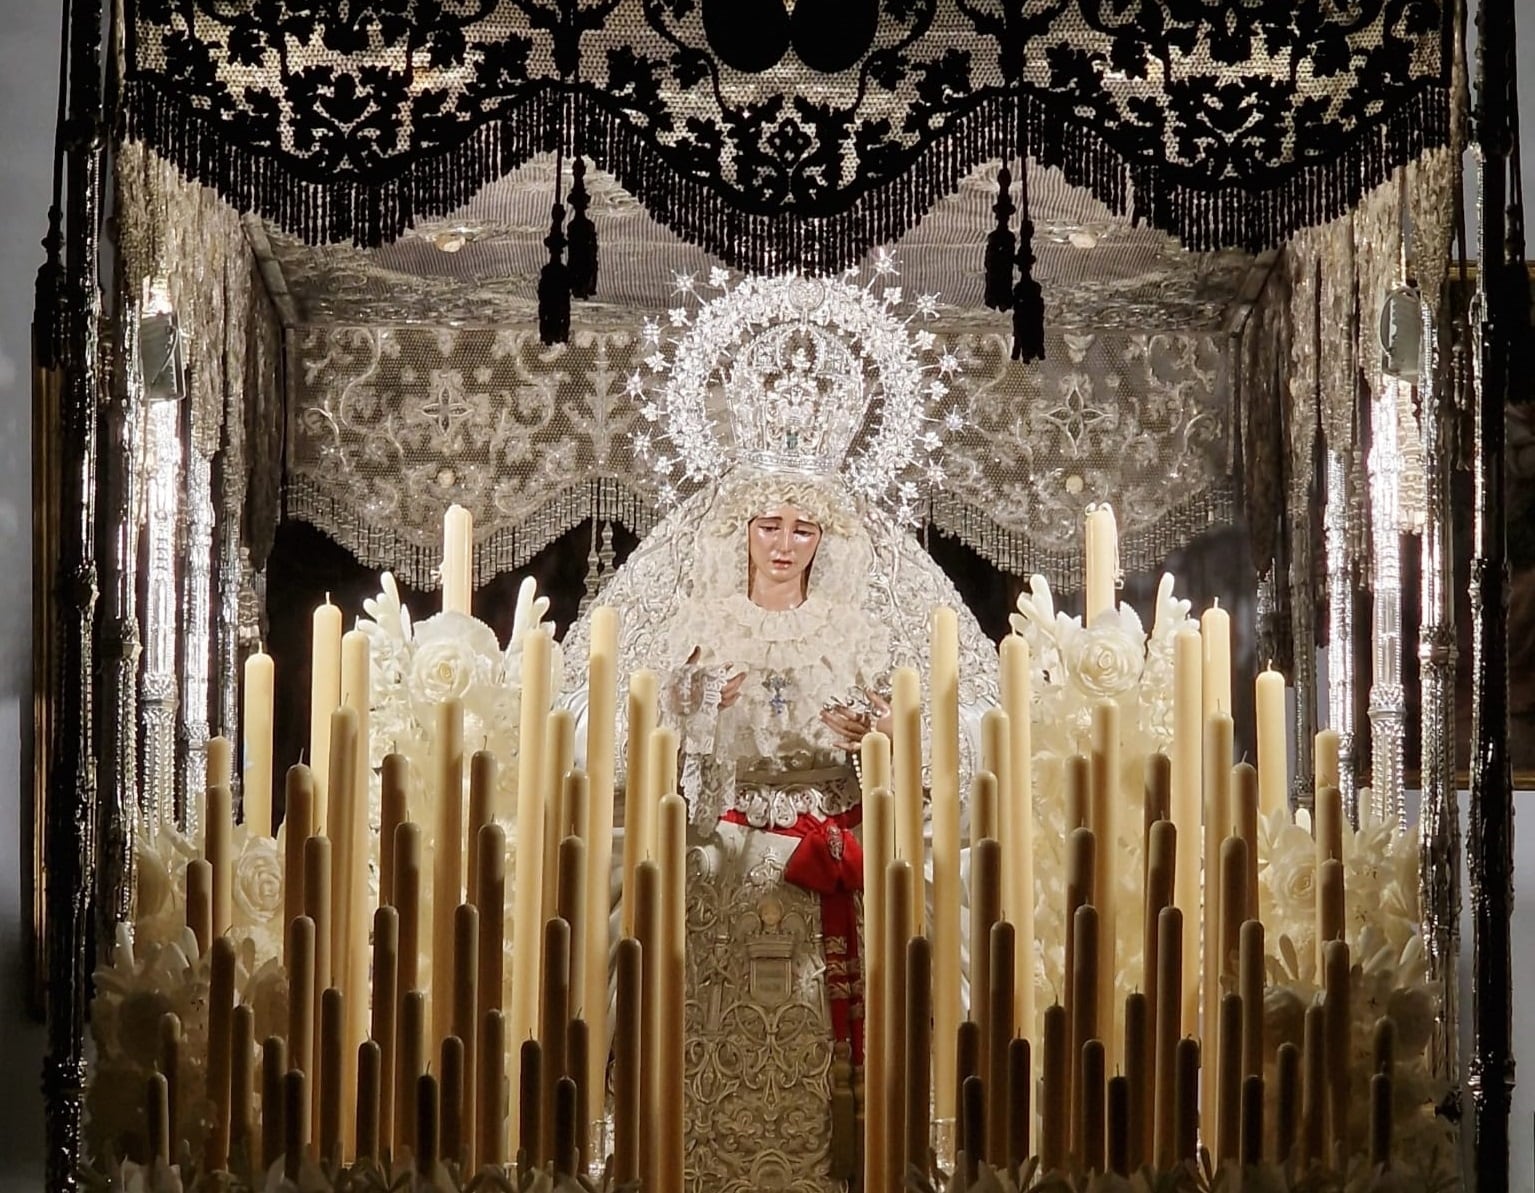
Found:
[931,607,962,1123]
[583,607,619,1107]
[620,669,658,937]
[416,1072,440,1176]
[1084,505,1118,624]
[356,1040,381,1162]
[955,1019,980,1134]
[539,917,572,1169]
[1240,1073,1264,1167]
[564,770,590,846]
[1064,825,1095,1102]
[1315,782,1344,864]
[1066,753,1090,831]
[479,1010,506,1169]
[1173,1038,1199,1165]
[1143,819,1175,1084]
[1202,713,1234,1139]
[1255,668,1287,816]
[284,1069,308,1182]
[303,838,333,1110]
[440,1036,464,1171]
[287,916,316,1145]
[282,765,315,961]
[890,667,924,914]
[452,903,479,1169]
[186,859,213,958]
[554,1076,580,1178]
[1123,991,1148,1170]
[904,934,932,1178]
[658,795,687,1193]
[961,1072,985,1184]
[380,755,408,908]
[861,729,892,798]
[1170,628,1202,1036]
[1080,1038,1106,1173]
[1374,1015,1398,1078]
[1040,1005,1069,1171]
[205,937,236,1171]
[1219,837,1249,983]
[512,1039,542,1175]
[543,710,577,927]
[393,823,422,998]
[1007,1037,1031,1172]
[612,938,642,1185]
[399,993,426,1157]
[1201,602,1232,718]
[970,769,999,848]
[370,906,398,1160]
[310,599,343,820]
[1152,907,1182,1170]
[511,631,552,1138]
[1234,763,1260,928]
[885,859,914,1191]
[206,782,233,940]
[206,735,234,795]
[971,838,1002,1074]
[1276,1041,1300,1164]
[1090,700,1119,1064]
[261,1037,286,1174]
[1216,992,1241,1162]
[1323,940,1351,1161]
[1370,1072,1393,1168]
[863,788,893,1193]
[1239,920,1264,1080]
[475,824,506,1097]
[634,861,662,1193]
[1301,1004,1325,1167]
[231,1005,254,1163]
[242,649,275,835]
[320,986,344,1163]
[326,702,363,1140]
[987,921,1016,1167]
[1145,752,1171,837]
[442,504,474,615]
[1318,859,1345,976]
[466,750,496,912]
[567,1019,590,1175]
[432,698,465,1052]
[147,1072,170,1167]
[1107,1073,1130,1176]
[1315,729,1340,795]
[1069,905,1100,1157]
[999,635,1035,1044]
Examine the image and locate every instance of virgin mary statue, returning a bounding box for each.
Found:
[558,273,999,1192]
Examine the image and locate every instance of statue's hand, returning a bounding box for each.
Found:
[718,670,747,709]
[820,704,872,752]
[865,689,893,739]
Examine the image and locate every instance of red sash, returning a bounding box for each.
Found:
[721,805,865,1063]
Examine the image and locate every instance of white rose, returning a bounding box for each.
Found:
[1062,620,1145,701]
[232,835,284,926]
[407,612,501,712]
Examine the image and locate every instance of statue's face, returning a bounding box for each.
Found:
[748,504,822,590]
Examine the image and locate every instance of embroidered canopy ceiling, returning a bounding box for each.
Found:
[123,0,1452,261]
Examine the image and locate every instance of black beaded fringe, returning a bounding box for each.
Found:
[122,79,1453,262]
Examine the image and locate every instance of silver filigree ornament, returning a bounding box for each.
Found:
[629,264,951,522]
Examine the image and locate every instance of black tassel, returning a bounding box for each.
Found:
[984,163,1016,311]
[539,202,571,346]
[566,156,598,300]
[1011,205,1045,362]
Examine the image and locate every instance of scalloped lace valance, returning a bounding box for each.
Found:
[123,0,1450,258]
[286,323,1231,587]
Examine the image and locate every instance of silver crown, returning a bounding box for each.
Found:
[630,264,955,521]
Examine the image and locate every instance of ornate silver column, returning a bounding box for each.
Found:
[1366,373,1407,827]
[1324,448,1358,817]
[1417,302,1460,1083]
[140,391,181,829]
[179,439,216,832]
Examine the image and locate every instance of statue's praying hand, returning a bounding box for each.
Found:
[819,688,892,751]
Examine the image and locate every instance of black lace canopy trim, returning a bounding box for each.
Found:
[121,0,1452,262]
